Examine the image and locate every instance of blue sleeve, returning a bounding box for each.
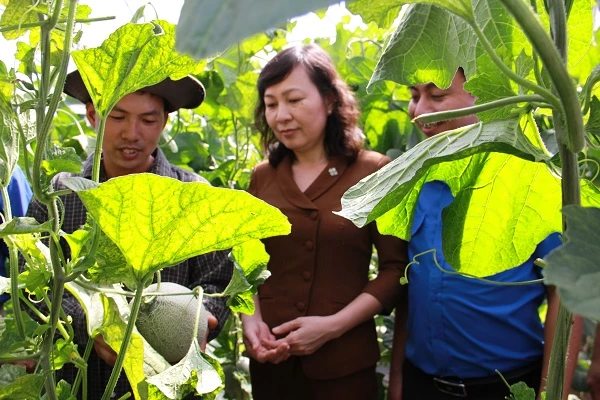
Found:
[5,166,33,217]
[534,231,562,259]
[0,166,33,282]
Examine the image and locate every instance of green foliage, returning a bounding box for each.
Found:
[2,0,597,398]
[346,0,402,29]
[543,205,600,321]
[508,381,535,400]
[147,339,224,399]
[175,0,339,59]
[100,295,148,400]
[64,174,291,285]
[72,20,200,117]
[0,364,45,399]
[226,240,271,314]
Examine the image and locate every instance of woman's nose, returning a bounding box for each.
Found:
[275,104,292,122]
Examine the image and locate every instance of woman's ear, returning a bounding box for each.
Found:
[326,94,335,115]
[85,102,98,129]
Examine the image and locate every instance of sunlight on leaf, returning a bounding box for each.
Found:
[346,0,403,29]
[100,295,147,400]
[543,206,600,321]
[68,174,290,283]
[147,339,223,399]
[369,4,476,90]
[337,118,600,276]
[72,20,199,117]
[337,118,548,227]
[0,0,39,40]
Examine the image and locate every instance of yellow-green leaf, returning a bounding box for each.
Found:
[71,174,291,283]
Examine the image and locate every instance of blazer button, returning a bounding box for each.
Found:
[305,241,314,251]
[302,271,312,281]
[296,302,306,312]
[309,211,318,220]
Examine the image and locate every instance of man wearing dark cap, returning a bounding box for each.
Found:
[26,71,233,399]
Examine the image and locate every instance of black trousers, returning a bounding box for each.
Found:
[402,359,543,400]
[250,356,378,400]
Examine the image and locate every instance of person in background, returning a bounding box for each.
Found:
[241,44,409,400]
[24,70,233,399]
[387,68,577,400]
[0,166,33,310]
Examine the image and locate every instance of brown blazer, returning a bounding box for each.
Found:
[248,150,408,380]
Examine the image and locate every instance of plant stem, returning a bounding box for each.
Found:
[0,352,42,363]
[0,16,116,33]
[1,186,26,339]
[71,337,93,397]
[192,287,205,339]
[92,116,107,182]
[100,283,145,400]
[469,23,561,112]
[38,0,79,154]
[498,0,585,152]
[542,0,581,398]
[412,95,546,124]
[39,268,65,399]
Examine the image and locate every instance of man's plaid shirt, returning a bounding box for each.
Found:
[26,148,233,399]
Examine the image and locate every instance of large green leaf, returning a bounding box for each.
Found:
[71,20,199,117]
[147,339,224,399]
[368,4,476,90]
[543,206,600,321]
[65,174,291,283]
[337,118,600,276]
[175,0,340,60]
[369,1,538,122]
[338,118,548,226]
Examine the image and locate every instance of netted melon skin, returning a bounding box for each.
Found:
[136,282,208,363]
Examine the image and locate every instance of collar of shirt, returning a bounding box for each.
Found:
[81,148,172,181]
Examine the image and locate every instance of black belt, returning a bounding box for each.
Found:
[404,359,542,398]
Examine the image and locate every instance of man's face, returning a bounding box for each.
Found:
[86,92,168,178]
[408,71,478,137]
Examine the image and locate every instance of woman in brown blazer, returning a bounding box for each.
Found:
[242,44,409,400]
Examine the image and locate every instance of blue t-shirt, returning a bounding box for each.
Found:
[406,180,561,378]
[0,166,33,303]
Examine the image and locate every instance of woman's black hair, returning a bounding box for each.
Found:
[254,44,363,166]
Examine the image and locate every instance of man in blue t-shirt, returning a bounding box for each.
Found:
[0,166,33,307]
[386,68,571,400]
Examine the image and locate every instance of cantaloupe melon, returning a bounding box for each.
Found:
[136,282,208,363]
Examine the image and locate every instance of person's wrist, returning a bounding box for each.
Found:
[326,314,345,339]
